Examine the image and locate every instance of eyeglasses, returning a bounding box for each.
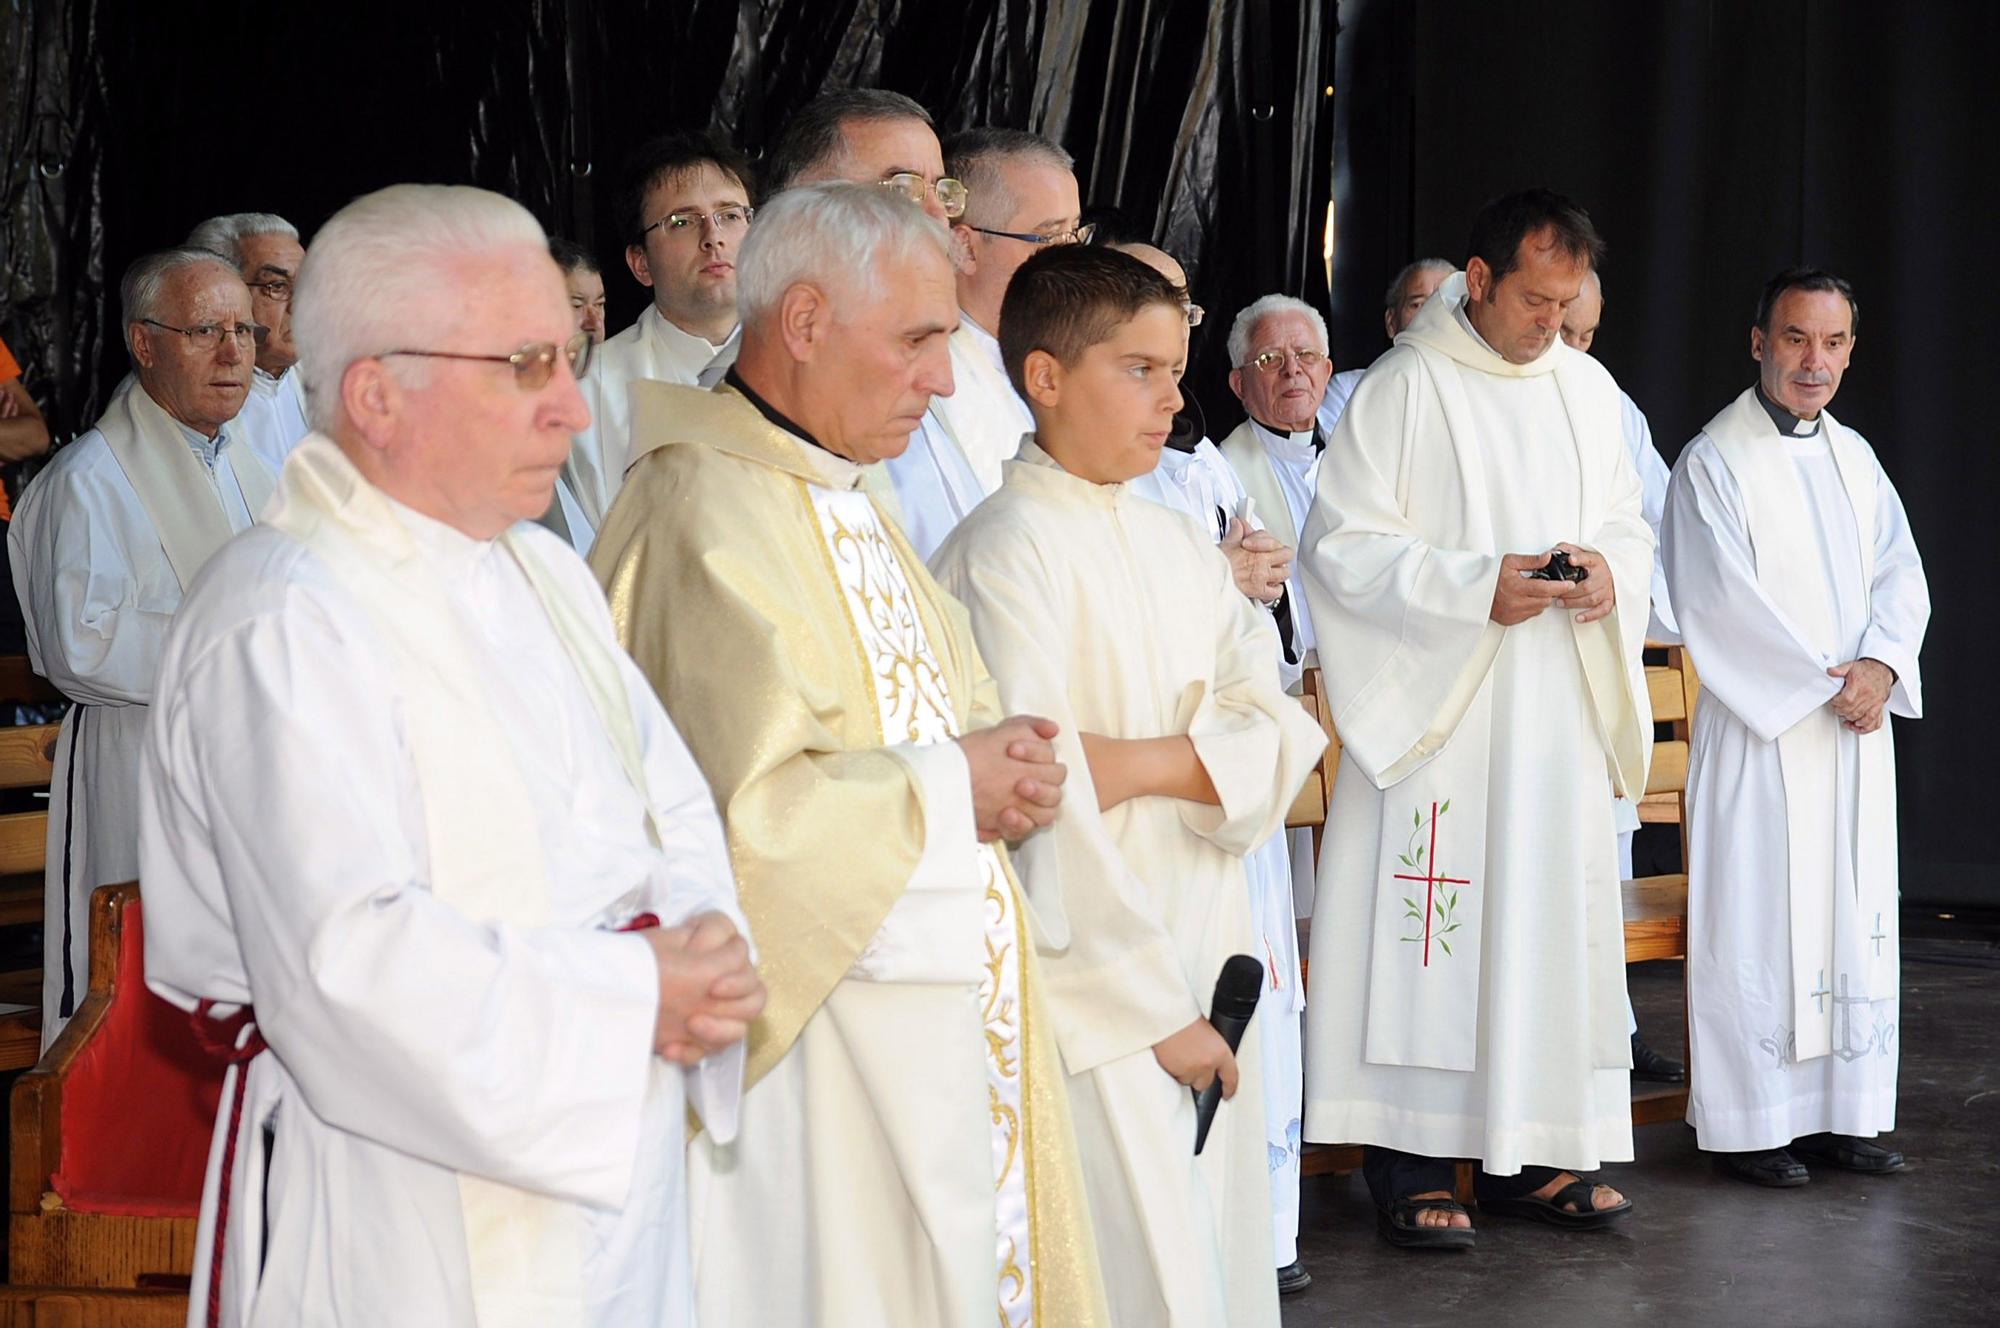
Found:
[246,277,293,303]
[969,221,1097,248]
[640,205,755,239]
[1181,300,1205,328]
[378,331,592,390]
[1248,347,1326,374]
[141,319,267,350]
[877,173,969,219]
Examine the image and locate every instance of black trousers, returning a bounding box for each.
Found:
[1361,1146,1573,1209]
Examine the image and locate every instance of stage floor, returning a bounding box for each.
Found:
[1284,929,2000,1326]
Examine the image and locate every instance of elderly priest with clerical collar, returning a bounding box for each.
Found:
[1664,267,1930,1189]
[138,183,762,1327]
[590,181,1110,1328]
[1299,189,1654,1248]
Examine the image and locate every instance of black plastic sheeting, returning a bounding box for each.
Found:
[0,0,1334,445]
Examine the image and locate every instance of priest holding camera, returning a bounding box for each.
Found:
[1297,190,1654,1249]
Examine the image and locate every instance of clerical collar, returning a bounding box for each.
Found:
[1754,383,1822,437]
[726,367,828,452]
[1250,416,1322,455]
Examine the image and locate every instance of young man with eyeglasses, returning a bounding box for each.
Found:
[8,247,276,1050]
[561,133,756,539]
[187,212,312,474]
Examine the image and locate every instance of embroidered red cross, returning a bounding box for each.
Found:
[1393,800,1469,967]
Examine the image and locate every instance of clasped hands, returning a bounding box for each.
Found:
[642,911,766,1065]
[1490,543,1615,625]
[1221,518,1292,605]
[1828,658,1894,733]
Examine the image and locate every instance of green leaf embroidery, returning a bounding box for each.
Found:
[1440,799,1450,815]
[1414,806,1422,827]
[1439,938,1453,957]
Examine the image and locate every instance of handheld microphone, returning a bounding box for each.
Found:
[1193,953,1264,1154]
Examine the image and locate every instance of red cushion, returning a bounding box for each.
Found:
[49,898,225,1217]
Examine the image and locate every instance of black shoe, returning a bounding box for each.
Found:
[1277,1261,1312,1295]
[1719,1148,1810,1187]
[1631,1031,1687,1082]
[1792,1132,1906,1174]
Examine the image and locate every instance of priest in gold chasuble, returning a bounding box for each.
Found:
[591,183,1107,1328]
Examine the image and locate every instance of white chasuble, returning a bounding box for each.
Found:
[9,383,273,1048]
[932,443,1324,1328]
[1665,389,1928,1150]
[1299,273,1652,1172]
[805,484,1036,1327]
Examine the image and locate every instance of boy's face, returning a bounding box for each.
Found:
[1029,301,1186,484]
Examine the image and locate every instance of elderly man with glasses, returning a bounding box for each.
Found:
[1218,296,1336,682]
[8,246,276,1048]
[561,132,757,542]
[188,212,312,473]
[137,183,757,1327]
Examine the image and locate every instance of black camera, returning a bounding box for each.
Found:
[1525,549,1588,583]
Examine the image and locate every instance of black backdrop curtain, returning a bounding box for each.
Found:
[0,0,1334,451]
[1332,0,1997,908]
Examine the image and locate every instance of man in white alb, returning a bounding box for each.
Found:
[1300,190,1652,1246]
[1664,268,1929,1188]
[187,212,312,473]
[9,247,275,1049]
[140,183,761,1327]
[563,133,755,531]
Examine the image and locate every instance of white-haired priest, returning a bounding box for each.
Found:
[138,182,763,1328]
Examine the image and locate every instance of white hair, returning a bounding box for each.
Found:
[1227,294,1329,368]
[186,212,300,270]
[736,181,952,327]
[119,248,242,364]
[293,184,547,431]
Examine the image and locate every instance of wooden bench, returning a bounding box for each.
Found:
[0,654,62,1068]
[9,885,208,1315]
[1625,642,1699,1125]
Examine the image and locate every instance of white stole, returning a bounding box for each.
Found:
[1356,339,1646,1074]
[1701,388,1896,1060]
[263,436,658,1328]
[1218,421,1299,550]
[99,385,276,589]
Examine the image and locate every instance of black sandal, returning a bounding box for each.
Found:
[1479,1178,1631,1228]
[1377,1195,1477,1250]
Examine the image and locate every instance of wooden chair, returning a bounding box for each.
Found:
[0,1287,189,1325]
[0,654,63,1069]
[9,884,210,1314]
[1624,642,1700,1125]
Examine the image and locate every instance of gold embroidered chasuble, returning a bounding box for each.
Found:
[592,382,1106,1328]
